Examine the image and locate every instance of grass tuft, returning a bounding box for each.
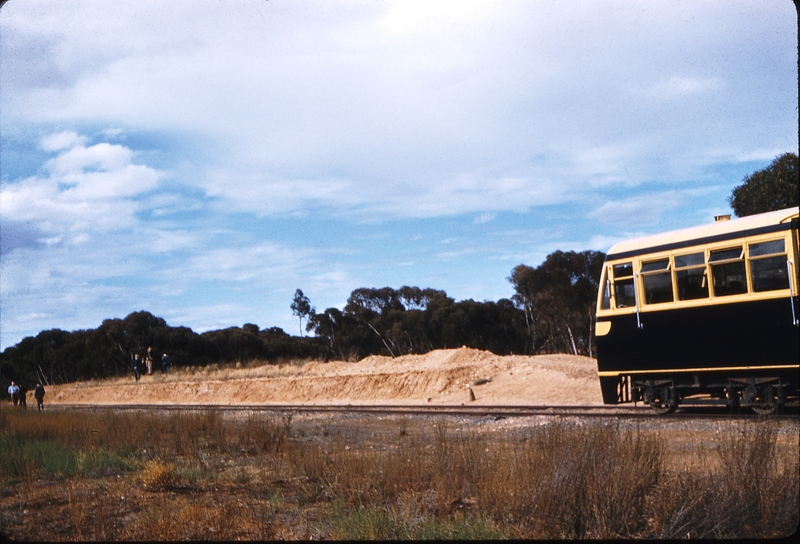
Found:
[139,459,180,491]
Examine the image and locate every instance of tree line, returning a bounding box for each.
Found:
[0,311,322,387]
[0,249,604,388]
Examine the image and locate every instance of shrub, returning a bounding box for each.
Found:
[139,459,179,491]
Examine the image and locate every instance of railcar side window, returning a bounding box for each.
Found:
[612,263,635,308]
[709,248,742,262]
[749,239,784,257]
[674,251,708,300]
[749,240,789,292]
[641,258,673,304]
[710,247,747,296]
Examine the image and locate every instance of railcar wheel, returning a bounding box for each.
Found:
[743,384,758,405]
[751,385,778,415]
[650,402,676,415]
[751,403,777,416]
[648,387,676,415]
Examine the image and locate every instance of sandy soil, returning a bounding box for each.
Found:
[40,348,604,406]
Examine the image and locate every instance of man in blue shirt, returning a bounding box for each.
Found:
[8,381,20,406]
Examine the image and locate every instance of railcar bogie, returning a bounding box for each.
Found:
[602,371,795,414]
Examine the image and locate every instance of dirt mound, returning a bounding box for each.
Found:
[43,348,604,406]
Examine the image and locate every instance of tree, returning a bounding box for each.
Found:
[509,250,605,356]
[290,289,314,337]
[728,152,799,217]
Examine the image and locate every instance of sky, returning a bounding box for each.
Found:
[0,0,797,350]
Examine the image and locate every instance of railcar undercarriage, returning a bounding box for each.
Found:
[601,373,797,415]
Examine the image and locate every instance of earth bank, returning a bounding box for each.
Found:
[40,348,604,406]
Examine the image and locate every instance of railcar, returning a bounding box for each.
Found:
[595,206,799,414]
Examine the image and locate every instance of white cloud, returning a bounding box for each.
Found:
[40,130,87,151]
[203,173,365,217]
[0,134,164,248]
[588,188,719,227]
[46,142,133,174]
[181,243,319,284]
[3,1,794,221]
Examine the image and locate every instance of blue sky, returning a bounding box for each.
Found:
[0,0,796,349]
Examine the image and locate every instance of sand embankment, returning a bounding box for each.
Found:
[41,348,604,406]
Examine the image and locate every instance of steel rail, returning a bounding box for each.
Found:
[43,403,798,420]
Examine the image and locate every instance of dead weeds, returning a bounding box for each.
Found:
[0,406,797,540]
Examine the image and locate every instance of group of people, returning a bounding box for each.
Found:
[7,380,46,410]
[132,346,171,381]
[6,348,173,407]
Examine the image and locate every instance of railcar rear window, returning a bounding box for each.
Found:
[611,262,636,308]
[615,279,635,308]
[613,263,632,278]
[600,271,611,310]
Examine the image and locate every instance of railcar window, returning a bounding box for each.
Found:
[612,262,635,308]
[615,280,635,307]
[600,270,611,310]
[749,239,784,257]
[641,260,669,273]
[675,252,704,268]
[613,263,632,278]
[675,252,708,300]
[749,240,789,292]
[710,247,746,296]
[643,273,674,304]
[641,259,673,304]
[709,247,742,262]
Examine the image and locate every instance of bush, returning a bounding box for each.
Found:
[139,459,180,491]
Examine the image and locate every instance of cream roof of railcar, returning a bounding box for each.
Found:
[606,206,798,260]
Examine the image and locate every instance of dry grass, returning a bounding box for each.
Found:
[0,406,797,540]
[74,358,308,387]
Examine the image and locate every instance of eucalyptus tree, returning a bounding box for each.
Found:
[729,152,798,217]
[510,250,605,356]
[290,289,314,337]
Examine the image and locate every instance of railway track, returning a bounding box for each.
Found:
[46,403,799,419]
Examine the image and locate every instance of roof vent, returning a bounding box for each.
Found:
[714,214,731,222]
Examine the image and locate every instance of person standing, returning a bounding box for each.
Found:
[161,353,171,374]
[133,354,141,381]
[146,346,153,375]
[34,383,45,410]
[8,381,19,406]
[18,383,27,408]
